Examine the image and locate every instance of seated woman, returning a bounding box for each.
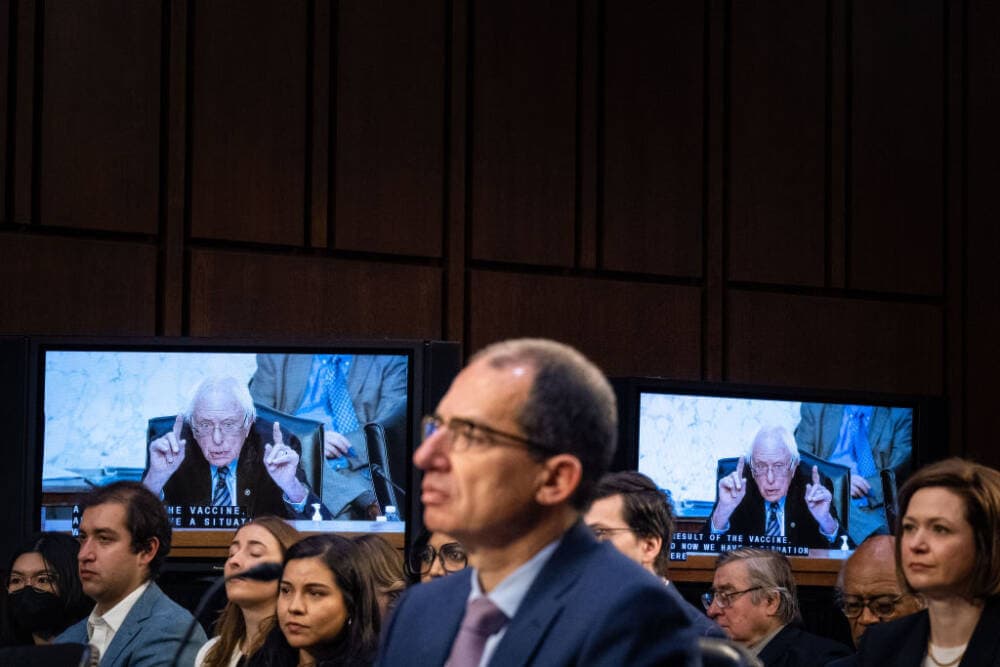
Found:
[852,458,1000,665]
[405,530,468,584]
[197,516,301,667]
[352,535,405,618]
[248,534,381,667]
[2,532,91,646]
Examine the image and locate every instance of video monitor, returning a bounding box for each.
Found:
[28,338,460,549]
[613,379,945,561]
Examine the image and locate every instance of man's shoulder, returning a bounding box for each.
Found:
[766,624,852,663]
[131,582,197,623]
[55,617,89,644]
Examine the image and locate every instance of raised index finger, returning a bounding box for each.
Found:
[812,465,820,486]
[272,421,284,447]
[736,456,745,479]
[172,414,184,440]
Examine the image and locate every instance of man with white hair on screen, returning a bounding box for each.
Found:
[707,425,850,549]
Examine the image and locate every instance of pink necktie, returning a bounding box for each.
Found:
[446,596,509,667]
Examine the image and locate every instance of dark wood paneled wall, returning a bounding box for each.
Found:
[3,0,998,468]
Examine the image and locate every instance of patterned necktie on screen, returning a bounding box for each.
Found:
[766,502,780,537]
[213,466,232,507]
[321,357,361,433]
[846,408,878,507]
[446,597,509,667]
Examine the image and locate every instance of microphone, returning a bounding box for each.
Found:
[169,562,283,667]
[226,561,282,582]
[370,463,406,496]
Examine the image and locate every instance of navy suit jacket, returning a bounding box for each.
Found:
[837,596,1000,667]
[55,582,206,667]
[663,580,726,638]
[755,623,851,667]
[376,522,698,667]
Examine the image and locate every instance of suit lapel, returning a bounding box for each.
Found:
[867,408,890,469]
[489,523,592,667]
[961,597,1000,667]
[100,584,157,667]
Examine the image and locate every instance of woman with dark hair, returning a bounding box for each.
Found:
[351,535,405,619]
[248,534,380,667]
[405,530,468,585]
[196,516,301,667]
[853,458,1000,666]
[2,532,91,646]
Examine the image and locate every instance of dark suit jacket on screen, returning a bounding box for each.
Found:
[376,522,698,667]
[755,623,851,667]
[708,462,850,550]
[839,596,1000,667]
[56,583,206,667]
[152,421,324,520]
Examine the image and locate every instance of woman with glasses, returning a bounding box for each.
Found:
[1,532,91,646]
[405,530,469,584]
[197,516,301,667]
[247,534,381,667]
[851,458,1000,666]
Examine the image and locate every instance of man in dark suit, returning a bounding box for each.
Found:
[55,482,205,666]
[141,376,326,520]
[377,339,697,666]
[250,353,407,518]
[705,548,851,666]
[707,425,849,550]
[584,470,725,638]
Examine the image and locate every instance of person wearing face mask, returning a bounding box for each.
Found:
[2,532,92,646]
[197,516,301,667]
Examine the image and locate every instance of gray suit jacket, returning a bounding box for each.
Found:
[249,354,408,517]
[55,582,206,667]
[794,403,912,543]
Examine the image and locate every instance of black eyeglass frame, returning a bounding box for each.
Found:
[838,594,910,619]
[405,542,469,577]
[701,586,765,610]
[421,414,557,455]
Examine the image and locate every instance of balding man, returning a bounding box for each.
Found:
[836,535,922,646]
[377,339,697,666]
[708,425,850,549]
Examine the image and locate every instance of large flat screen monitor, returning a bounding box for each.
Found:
[612,378,946,560]
[21,337,460,556]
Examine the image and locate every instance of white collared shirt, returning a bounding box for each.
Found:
[87,581,150,660]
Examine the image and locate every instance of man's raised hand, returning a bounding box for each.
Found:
[264,421,307,503]
[711,456,748,530]
[143,414,186,495]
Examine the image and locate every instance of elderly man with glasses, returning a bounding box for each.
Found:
[141,376,327,520]
[834,534,922,647]
[704,548,851,666]
[706,425,851,550]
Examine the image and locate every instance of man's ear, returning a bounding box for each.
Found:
[534,454,582,506]
[639,535,663,569]
[136,537,160,568]
[763,589,782,617]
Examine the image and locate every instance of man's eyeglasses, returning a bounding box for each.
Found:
[421,415,554,454]
[590,526,634,541]
[406,542,469,577]
[701,586,764,610]
[7,571,58,592]
[749,461,794,479]
[839,594,909,619]
[191,419,247,437]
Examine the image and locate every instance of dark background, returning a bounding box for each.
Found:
[2,0,997,475]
